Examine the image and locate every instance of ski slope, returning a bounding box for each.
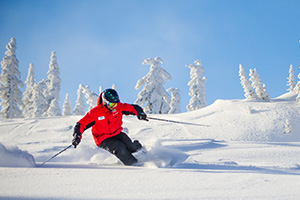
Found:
[0,92,300,199]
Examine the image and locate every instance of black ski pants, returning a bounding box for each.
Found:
[99,132,142,165]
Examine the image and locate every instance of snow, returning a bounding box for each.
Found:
[1,93,300,199]
[0,143,35,167]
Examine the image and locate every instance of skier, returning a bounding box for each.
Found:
[72,88,148,165]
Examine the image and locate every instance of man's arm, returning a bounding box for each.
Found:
[121,103,148,121]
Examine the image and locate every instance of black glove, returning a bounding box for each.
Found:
[72,131,81,148]
[137,112,148,121]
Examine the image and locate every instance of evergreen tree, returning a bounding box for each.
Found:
[112,84,117,91]
[135,57,171,114]
[186,60,207,112]
[46,98,61,117]
[23,63,36,118]
[0,38,24,119]
[239,64,258,99]
[287,64,296,92]
[73,84,86,115]
[294,68,300,102]
[167,87,181,114]
[249,68,270,101]
[32,80,48,118]
[81,85,98,110]
[45,51,61,115]
[62,93,72,116]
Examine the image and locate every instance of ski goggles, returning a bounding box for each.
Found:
[103,98,118,108]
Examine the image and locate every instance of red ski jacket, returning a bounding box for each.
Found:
[76,94,142,146]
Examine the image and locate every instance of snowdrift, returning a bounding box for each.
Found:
[174,92,300,142]
[0,143,35,167]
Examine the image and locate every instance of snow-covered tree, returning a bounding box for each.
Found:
[167,87,181,114]
[135,57,171,114]
[0,38,24,119]
[287,64,296,92]
[23,63,36,118]
[46,98,61,117]
[62,93,72,116]
[249,68,270,101]
[81,85,98,109]
[31,81,48,118]
[112,84,117,91]
[73,84,86,115]
[186,60,207,112]
[45,51,61,115]
[294,68,300,102]
[239,64,258,99]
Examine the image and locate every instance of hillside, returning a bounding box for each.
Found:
[0,92,300,199]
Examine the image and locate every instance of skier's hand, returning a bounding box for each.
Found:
[72,132,81,148]
[138,112,148,121]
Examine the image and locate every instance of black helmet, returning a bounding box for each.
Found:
[102,89,120,103]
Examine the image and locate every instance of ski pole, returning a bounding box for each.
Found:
[147,116,210,127]
[37,144,73,167]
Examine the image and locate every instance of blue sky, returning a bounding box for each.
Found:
[1,0,300,112]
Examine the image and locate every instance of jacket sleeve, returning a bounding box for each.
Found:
[121,103,144,116]
[132,104,145,114]
[75,108,96,138]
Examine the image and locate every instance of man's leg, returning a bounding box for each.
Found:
[116,132,142,153]
[99,136,137,166]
